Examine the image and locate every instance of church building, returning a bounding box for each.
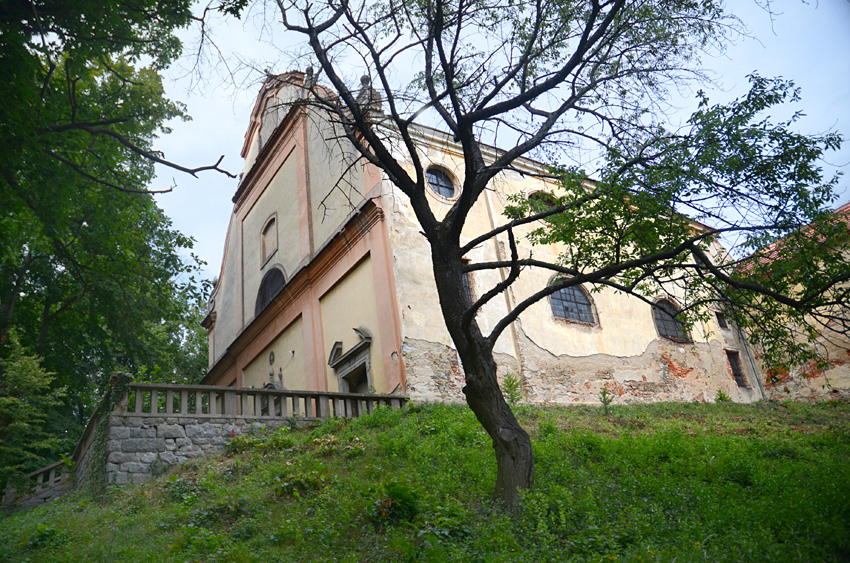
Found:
[201,71,847,404]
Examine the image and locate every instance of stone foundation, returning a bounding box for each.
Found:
[403,329,765,405]
[103,415,290,485]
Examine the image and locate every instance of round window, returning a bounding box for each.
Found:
[426,168,455,198]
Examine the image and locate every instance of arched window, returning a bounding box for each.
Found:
[426,167,455,198]
[529,191,557,215]
[255,268,286,316]
[653,299,690,342]
[261,216,278,263]
[551,284,595,324]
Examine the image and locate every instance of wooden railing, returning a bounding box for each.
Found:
[126,383,407,420]
[25,461,69,495]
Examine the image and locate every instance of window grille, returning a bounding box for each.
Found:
[426,168,455,198]
[726,350,748,387]
[653,300,690,342]
[551,285,595,324]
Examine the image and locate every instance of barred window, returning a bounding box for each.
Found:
[427,168,455,198]
[551,285,595,324]
[726,350,748,387]
[653,300,690,342]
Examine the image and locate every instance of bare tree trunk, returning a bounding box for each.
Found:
[431,245,533,509]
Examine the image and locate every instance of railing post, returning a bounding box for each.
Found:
[166,390,174,414]
[195,391,203,415]
[150,389,158,414]
[134,388,143,413]
[224,391,236,415]
[319,396,330,419]
[209,392,217,415]
[180,390,188,414]
[242,392,251,417]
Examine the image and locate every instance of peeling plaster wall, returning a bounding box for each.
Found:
[383,128,765,406]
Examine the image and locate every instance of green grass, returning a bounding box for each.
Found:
[2,400,849,562]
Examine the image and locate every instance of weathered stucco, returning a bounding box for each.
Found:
[205,76,846,408]
[319,256,386,392]
[243,315,307,389]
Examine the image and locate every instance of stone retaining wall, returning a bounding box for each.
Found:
[104,414,290,485]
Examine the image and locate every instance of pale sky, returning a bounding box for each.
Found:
[150,1,850,281]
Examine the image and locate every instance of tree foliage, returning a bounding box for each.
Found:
[0,0,217,474]
[0,333,67,490]
[219,0,846,507]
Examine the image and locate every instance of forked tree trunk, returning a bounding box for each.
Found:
[431,248,534,509]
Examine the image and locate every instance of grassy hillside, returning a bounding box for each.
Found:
[1,400,849,562]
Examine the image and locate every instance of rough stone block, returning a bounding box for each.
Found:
[109,416,125,426]
[108,452,136,464]
[127,428,146,438]
[185,425,216,439]
[139,452,157,463]
[109,427,131,439]
[159,452,177,464]
[112,472,130,485]
[107,463,120,474]
[211,437,225,446]
[121,462,150,474]
[144,428,157,438]
[175,438,193,447]
[158,424,186,439]
[192,438,210,445]
[106,439,122,452]
[124,417,144,427]
[131,473,150,485]
[122,438,165,453]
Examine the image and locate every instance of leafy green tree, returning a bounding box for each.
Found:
[0,333,68,491]
[217,0,848,508]
[0,1,226,468]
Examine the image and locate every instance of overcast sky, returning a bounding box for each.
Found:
[150,1,850,281]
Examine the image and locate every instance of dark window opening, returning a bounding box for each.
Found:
[653,300,690,342]
[529,192,558,219]
[715,311,728,329]
[551,285,595,324]
[255,268,286,317]
[726,350,748,387]
[427,168,455,198]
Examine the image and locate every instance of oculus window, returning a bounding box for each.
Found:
[653,299,690,342]
[426,167,455,198]
[551,285,595,324]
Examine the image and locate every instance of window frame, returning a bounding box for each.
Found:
[725,349,749,388]
[426,167,457,200]
[652,299,691,343]
[549,281,597,325]
[261,213,278,266]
